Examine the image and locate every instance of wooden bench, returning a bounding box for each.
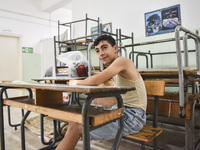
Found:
[67,80,165,149]
[124,80,165,150]
[3,96,123,127]
[3,96,124,149]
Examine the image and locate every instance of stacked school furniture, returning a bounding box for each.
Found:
[54,14,134,76]
[122,25,200,149]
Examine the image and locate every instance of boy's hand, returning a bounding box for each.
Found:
[69,80,83,85]
[69,80,80,86]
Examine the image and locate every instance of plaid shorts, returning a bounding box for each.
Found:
[90,105,146,140]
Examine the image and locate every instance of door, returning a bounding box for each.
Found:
[0,34,22,97]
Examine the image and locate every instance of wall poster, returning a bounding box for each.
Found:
[145,4,181,36]
[91,23,112,40]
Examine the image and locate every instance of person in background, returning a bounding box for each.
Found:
[56,35,147,150]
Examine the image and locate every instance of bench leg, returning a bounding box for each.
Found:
[40,115,63,149]
[7,106,24,130]
[82,96,92,150]
[5,90,24,130]
[185,100,196,150]
[153,137,157,150]
[141,141,145,150]
[0,87,7,150]
[40,114,58,146]
[21,111,31,150]
[111,94,124,150]
[111,116,124,150]
[153,96,159,150]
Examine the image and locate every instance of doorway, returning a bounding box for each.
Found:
[0,34,22,97]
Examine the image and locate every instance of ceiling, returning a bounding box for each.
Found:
[34,0,72,12]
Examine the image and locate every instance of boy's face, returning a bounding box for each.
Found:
[95,40,118,65]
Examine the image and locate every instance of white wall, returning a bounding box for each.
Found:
[72,0,200,38]
[0,0,72,53]
[1,0,200,80]
[71,0,200,69]
[0,0,72,80]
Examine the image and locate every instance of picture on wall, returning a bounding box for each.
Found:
[145,4,181,36]
[91,23,112,40]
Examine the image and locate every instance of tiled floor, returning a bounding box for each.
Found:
[3,106,200,150]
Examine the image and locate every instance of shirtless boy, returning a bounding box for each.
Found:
[56,35,147,150]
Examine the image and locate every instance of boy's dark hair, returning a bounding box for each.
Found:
[94,35,116,47]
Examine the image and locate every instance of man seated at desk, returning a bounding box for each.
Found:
[56,35,147,150]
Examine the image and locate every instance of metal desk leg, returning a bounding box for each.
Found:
[40,114,52,145]
[7,106,24,130]
[21,88,33,150]
[82,96,93,150]
[111,94,124,150]
[40,115,63,150]
[153,96,159,150]
[5,89,25,130]
[0,87,7,150]
[82,93,124,150]
[21,111,31,150]
[185,100,196,150]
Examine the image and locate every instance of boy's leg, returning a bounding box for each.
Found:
[56,122,82,150]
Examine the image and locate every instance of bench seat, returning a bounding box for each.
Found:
[3,96,123,127]
[125,125,162,142]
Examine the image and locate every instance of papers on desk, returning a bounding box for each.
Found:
[12,80,29,84]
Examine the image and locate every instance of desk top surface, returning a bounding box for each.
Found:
[0,82,135,94]
[138,68,200,78]
[32,76,86,81]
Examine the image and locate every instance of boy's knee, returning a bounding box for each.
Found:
[68,122,82,133]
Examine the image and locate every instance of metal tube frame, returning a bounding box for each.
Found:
[21,111,31,150]
[0,87,33,150]
[39,115,64,150]
[82,92,124,150]
[136,53,149,68]
[0,87,6,150]
[87,42,93,77]
[118,29,133,58]
[124,25,200,117]
[0,86,126,150]
[183,33,189,67]
[124,25,200,150]
[175,25,200,118]
[55,14,100,75]
[4,90,25,130]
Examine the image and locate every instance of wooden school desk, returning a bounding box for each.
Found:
[32,76,87,105]
[0,82,135,150]
[32,76,85,84]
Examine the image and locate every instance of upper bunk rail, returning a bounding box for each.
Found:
[124,37,183,48]
[175,26,200,117]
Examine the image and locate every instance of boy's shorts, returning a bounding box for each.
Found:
[90,105,146,140]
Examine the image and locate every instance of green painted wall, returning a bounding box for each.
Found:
[22,53,41,82]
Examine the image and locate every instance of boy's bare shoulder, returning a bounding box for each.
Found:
[115,56,133,64]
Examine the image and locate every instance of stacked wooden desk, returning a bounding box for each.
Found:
[139,68,200,149]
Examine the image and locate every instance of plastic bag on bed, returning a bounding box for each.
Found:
[57,51,88,77]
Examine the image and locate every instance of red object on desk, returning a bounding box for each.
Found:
[76,64,88,77]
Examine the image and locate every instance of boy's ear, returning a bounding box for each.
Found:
[114,44,118,52]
